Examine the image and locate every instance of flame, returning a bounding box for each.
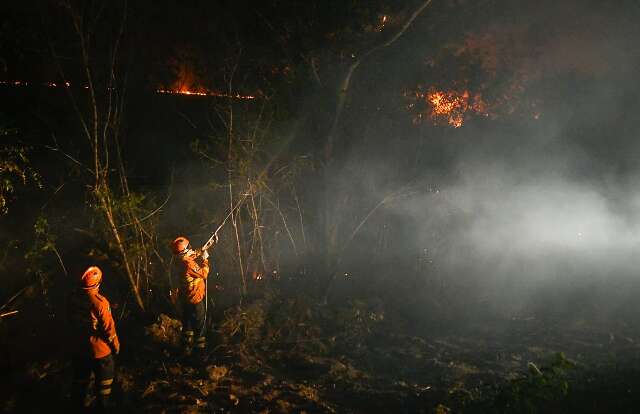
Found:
[1,80,74,88]
[1,79,256,99]
[407,87,490,128]
[427,90,466,128]
[0,80,29,86]
[155,88,256,100]
[377,15,389,32]
[404,27,547,128]
[157,61,256,99]
[405,80,541,127]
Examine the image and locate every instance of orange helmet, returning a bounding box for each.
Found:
[81,266,102,289]
[171,236,191,255]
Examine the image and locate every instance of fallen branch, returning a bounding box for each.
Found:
[0,310,18,318]
[0,285,29,313]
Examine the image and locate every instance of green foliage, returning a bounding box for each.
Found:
[90,186,161,297]
[470,352,576,414]
[0,137,41,214]
[24,215,60,278]
[33,216,58,253]
[0,239,19,276]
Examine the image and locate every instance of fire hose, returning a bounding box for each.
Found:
[200,195,247,331]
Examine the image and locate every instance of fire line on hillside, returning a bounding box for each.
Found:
[0,80,256,100]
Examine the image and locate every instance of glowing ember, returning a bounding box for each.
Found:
[407,87,490,128]
[1,80,75,88]
[1,79,256,99]
[377,15,389,32]
[0,80,29,86]
[427,90,465,127]
[404,28,546,128]
[155,88,256,100]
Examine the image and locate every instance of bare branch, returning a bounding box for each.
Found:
[50,244,68,277]
[263,193,298,256]
[0,285,29,313]
[118,174,173,228]
[44,144,93,175]
[326,0,434,157]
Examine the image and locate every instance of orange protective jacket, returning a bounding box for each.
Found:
[177,256,209,304]
[68,289,120,359]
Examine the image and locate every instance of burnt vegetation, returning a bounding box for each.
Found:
[2,0,640,412]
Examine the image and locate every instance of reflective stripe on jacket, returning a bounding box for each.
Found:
[68,289,119,359]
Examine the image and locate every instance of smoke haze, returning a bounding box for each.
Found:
[326,0,640,322]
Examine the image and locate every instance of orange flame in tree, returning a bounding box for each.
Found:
[404,27,548,128]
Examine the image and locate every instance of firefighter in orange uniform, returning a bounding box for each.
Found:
[171,235,215,358]
[68,266,120,411]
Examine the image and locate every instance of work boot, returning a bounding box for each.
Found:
[194,336,206,352]
[96,395,112,414]
[182,330,195,357]
[71,379,93,411]
[187,336,206,365]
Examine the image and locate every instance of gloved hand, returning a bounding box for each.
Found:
[201,249,209,260]
[110,336,121,355]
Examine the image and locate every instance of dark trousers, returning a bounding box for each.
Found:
[182,299,206,351]
[72,354,115,411]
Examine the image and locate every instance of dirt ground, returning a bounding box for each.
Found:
[3,292,640,413]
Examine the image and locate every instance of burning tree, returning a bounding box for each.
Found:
[404,24,545,128]
[406,87,490,127]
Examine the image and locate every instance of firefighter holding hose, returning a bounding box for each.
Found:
[171,234,217,360]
